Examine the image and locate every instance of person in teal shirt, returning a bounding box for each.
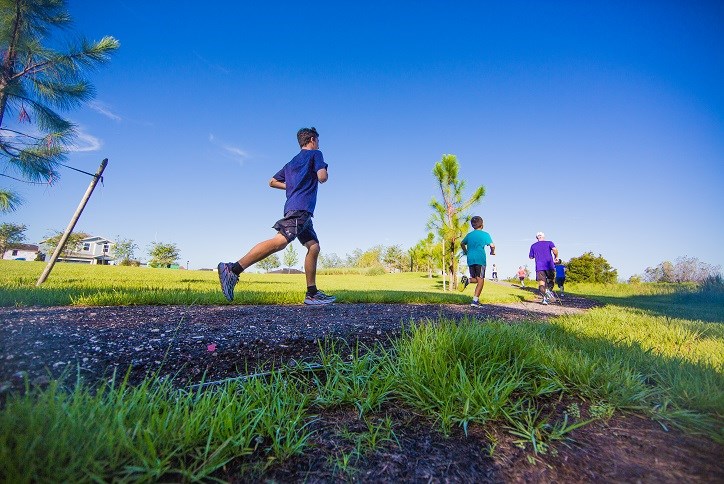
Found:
[459,216,496,307]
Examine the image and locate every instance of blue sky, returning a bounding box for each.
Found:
[3,1,723,279]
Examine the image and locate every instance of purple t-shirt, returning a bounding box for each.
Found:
[273,149,328,215]
[529,240,556,271]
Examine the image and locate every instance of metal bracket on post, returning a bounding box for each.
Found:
[36,158,108,286]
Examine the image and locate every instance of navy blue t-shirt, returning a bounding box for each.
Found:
[273,149,328,215]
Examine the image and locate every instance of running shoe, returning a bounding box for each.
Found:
[304,290,336,306]
[217,262,239,301]
[470,300,482,308]
[458,276,469,292]
[545,289,554,299]
[541,297,549,305]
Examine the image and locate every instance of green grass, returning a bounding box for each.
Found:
[0,260,533,306]
[0,372,313,482]
[567,281,724,322]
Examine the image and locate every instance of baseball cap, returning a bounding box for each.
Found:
[536,232,544,239]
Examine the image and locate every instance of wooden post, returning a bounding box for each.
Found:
[36,159,108,286]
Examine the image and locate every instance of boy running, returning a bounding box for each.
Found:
[554,258,566,297]
[217,127,336,305]
[459,216,495,307]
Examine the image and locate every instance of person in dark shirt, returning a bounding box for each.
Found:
[217,127,335,305]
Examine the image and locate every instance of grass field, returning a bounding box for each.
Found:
[1,260,722,481]
[0,260,534,306]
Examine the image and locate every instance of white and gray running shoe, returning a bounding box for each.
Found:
[304,290,336,305]
[217,262,239,301]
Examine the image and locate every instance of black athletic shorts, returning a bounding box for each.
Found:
[536,269,555,282]
[469,264,486,279]
[555,277,566,288]
[272,210,318,244]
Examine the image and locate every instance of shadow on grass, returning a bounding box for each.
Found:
[570,289,724,323]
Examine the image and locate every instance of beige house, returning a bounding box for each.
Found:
[41,235,116,265]
[2,243,39,260]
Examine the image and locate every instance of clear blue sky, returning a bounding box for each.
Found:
[4,1,723,279]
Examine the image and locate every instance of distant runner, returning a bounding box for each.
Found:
[529,232,558,305]
[459,216,496,307]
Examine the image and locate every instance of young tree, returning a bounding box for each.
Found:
[383,245,408,272]
[42,229,88,259]
[257,253,280,272]
[0,221,26,257]
[429,154,484,290]
[113,237,137,265]
[357,245,383,268]
[319,252,344,269]
[410,232,436,276]
[345,248,363,268]
[148,241,179,268]
[566,252,618,283]
[0,0,119,212]
[282,244,298,273]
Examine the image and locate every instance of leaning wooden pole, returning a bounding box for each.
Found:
[36,159,108,286]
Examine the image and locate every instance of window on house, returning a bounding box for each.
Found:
[103,243,109,253]
[11,250,18,256]
[83,243,90,251]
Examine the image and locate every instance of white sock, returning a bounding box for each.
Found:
[473,297,479,303]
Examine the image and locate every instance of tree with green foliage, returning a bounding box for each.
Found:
[0,221,25,257]
[0,0,119,212]
[113,237,137,265]
[566,252,618,283]
[383,245,408,272]
[319,252,344,269]
[148,241,179,268]
[257,253,280,272]
[42,229,88,259]
[282,244,298,273]
[429,154,484,290]
[357,245,383,268]
[410,232,438,277]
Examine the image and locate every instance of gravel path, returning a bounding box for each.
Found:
[0,291,597,391]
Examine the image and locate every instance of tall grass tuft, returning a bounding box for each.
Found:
[0,372,313,483]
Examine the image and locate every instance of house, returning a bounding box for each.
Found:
[40,235,116,265]
[2,243,39,260]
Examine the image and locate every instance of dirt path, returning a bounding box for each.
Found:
[0,290,595,389]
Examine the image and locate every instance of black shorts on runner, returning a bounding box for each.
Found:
[469,264,486,279]
[555,277,566,288]
[536,269,555,282]
[272,210,318,244]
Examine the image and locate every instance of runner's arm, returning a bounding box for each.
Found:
[317,168,328,183]
[269,178,286,190]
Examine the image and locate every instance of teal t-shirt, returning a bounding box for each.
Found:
[461,229,493,266]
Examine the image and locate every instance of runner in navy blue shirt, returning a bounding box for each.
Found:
[554,259,566,297]
[217,127,336,305]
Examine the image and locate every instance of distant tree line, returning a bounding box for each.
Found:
[642,256,721,283]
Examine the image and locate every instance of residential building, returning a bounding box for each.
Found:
[40,235,116,265]
[2,244,39,260]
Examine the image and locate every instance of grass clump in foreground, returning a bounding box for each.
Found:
[2,306,722,481]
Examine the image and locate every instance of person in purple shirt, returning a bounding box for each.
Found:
[529,231,559,305]
[217,127,336,306]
